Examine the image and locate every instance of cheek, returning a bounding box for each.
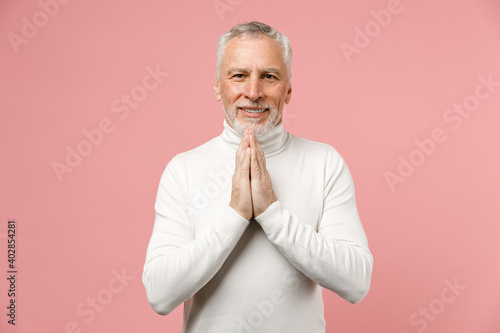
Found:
[221,85,242,103]
[269,87,288,104]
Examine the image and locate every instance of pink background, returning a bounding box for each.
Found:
[2,0,500,332]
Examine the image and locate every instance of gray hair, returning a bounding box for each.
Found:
[216,21,292,81]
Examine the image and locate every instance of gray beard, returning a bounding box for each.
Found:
[224,106,279,138]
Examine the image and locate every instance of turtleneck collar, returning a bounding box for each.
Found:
[216,118,290,157]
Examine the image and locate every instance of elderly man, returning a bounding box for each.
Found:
[142,21,373,332]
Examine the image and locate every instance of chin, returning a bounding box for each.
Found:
[233,115,276,138]
[224,105,281,138]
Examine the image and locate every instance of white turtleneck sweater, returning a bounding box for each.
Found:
[142,119,373,333]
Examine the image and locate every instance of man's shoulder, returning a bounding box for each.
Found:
[289,133,340,157]
[288,134,349,176]
[172,136,219,161]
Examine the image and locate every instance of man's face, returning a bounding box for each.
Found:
[214,35,292,138]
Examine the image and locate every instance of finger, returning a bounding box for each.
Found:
[241,147,251,178]
[254,134,266,167]
[249,131,265,170]
[249,130,255,150]
[236,131,250,166]
[236,131,247,158]
[250,146,261,180]
[241,147,251,171]
[248,132,259,172]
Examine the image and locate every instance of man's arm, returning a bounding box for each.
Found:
[142,156,249,315]
[249,133,373,304]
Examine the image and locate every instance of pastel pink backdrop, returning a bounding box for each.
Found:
[1,0,500,332]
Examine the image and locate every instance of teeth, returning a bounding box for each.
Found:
[242,108,266,113]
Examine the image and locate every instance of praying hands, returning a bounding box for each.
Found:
[229,130,277,220]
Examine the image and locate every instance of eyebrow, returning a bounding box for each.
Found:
[226,67,282,76]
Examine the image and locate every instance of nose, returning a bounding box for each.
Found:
[243,75,263,101]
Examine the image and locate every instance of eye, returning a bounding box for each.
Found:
[264,74,277,80]
[231,74,245,79]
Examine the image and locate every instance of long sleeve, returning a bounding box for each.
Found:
[142,156,249,315]
[254,149,373,304]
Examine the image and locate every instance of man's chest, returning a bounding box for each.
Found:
[187,152,326,233]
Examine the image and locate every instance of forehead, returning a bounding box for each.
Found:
[221,35,285,70]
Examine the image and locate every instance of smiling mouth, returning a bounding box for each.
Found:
[239,107,269,113]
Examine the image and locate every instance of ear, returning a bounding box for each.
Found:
[213,75,221,101]
[285,81,292,104]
